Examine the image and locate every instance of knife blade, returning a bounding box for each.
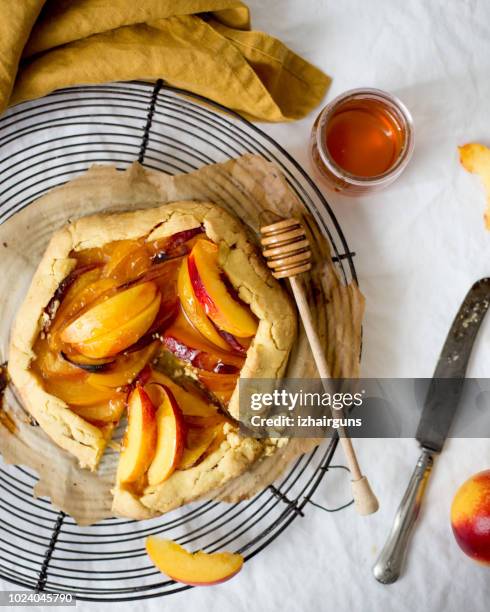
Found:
[374,278,490,584]
[416,277,490,452]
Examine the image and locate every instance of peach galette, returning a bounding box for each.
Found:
[9,202,296,518]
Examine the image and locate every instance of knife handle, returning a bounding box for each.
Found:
[373,448,434,584]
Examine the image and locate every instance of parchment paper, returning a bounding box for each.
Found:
[0,155,364,524]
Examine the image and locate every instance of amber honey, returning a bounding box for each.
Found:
[310,88,414,195]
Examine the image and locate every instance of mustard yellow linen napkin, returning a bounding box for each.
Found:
[0,0,330,121]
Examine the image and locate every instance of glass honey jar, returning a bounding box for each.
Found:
[310,88,414,195]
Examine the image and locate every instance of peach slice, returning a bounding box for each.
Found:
[149,227,204,261]
[44,376,117,406]
[188,240,257,338]
[117,387,157,484]
[197,369,238,393]
[70,397,126,423]
[50,276,117,340]
[146,538,243,586]
[163,310,244,372]
[61,282,158,344]
[70,297,160,358]
[184,414,227,429]
[144,383,186,486]
[102,240,141,275]
[103,241,153,283]
[86,342,159,388]
[62,283,161,358]
[148,369,218,417]
[34,338,85,380]
[179,426,219,470]
[177,257,230,350]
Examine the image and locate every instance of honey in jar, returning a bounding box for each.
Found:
[310,88,414,195]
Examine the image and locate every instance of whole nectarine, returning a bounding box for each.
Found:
[451,470,490,565]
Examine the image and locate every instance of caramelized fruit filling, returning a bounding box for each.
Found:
[31,229,256,483]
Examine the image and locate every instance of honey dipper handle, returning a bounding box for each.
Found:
[289,276,379,516]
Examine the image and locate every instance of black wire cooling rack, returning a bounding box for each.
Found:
[0,80,357,602]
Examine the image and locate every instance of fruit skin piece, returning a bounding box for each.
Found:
[61,281,158,344]
[145,538,243,586]
[117,386,158,484]
[144,383,186,486]
[187,240,257,338]
[177,256,231,350]
[459,143,490,230]
[451,469,490,565]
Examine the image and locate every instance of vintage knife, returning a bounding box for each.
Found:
[373,278,490,584]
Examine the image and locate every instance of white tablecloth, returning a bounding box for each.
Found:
[2,1,490,610]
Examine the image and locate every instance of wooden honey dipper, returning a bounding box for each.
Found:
[260,218,379,516]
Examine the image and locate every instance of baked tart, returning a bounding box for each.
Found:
[9,201,296,518]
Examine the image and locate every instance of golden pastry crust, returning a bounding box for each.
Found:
[9,201,296,508]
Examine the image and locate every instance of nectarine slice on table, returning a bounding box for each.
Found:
[117,387,158,484]
[144,383,186,486]
[61,282,161,358]
[177,256,231,350]
[146,538,243,586]
[187,240,258,338]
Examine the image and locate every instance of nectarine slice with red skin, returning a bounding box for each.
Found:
[61,282,159,345]
[146,538,243,586]
[163,310,244,373]
[177,256,231,351]
[117,387,158,484]
[144,383,186,486]
[65,292,161,358]
[149,227,204,260]
[188,240,257,338]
